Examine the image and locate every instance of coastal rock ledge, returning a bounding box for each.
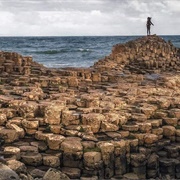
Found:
[0,35,180,180]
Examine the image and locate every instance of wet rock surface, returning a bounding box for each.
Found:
[0,35,180,179]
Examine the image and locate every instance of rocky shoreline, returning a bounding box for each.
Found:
[0,35,180,180]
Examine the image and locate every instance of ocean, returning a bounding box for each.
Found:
[0,36,180,68]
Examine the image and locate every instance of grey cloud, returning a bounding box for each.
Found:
[0,0,174,16]
[0,0,113,12]
[0,0,179,35]
[0,0,165,12]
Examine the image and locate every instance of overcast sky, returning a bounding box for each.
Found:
[0,0,179,36]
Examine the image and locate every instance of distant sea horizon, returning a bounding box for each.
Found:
[0,34,180,36]
[0,35,180,68]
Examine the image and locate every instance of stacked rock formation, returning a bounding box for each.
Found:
[94,35,180,74]
[0,51,44,75]
[0,35,180,180]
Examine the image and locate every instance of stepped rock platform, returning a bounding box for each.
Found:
[0,35,180,180]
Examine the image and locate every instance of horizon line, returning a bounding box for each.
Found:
[0,34,180,37]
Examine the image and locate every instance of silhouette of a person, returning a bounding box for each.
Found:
[146,17,154,35]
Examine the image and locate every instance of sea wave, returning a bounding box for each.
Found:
[29,48,93,55]
[34,49,68,54]
[78,48,92,52]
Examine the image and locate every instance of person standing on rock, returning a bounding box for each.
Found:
[146,17,154,35]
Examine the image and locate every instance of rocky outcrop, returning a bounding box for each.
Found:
[94,35,180,74]
[0,35,180,179]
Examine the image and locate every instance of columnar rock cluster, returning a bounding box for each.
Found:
[0,51,43,75]
[94,35,180,74]
[0,35,180,180]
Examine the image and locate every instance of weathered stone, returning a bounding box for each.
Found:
[81,95,99,108]
[169,108,180,118]
[21,152,42,166]
[98,142,114,178]
[6,124,25,138]
[80,176,98,180]
[159,158,176,178]
[147,153,159,169]
[163,125,176,137]
[163,118,178,126]
[176,129,180,136]
[104,113,120,125]
[35,131,53,141]
[23,128,37,135]
[148,119,162,128]
[19,145,38,153]
[152,128,163,136]
[0,163,20,180]
[123,173,139,180]
[82,141,96,149]
[18,101,39,118]
[5,117,22,127]
[50,125,61,134]
[131,133,144,145]
[62,167,81,179]
[68,77,78,87]
[65,129,79,136]
[43,155,60,167]
[47,134,65,150]
[101,121,119,132]
[19,173,33,180]
[157,151,167,158]
[106,132,121,140]
[29,168,46,178]
[113,141,127,175]
[147,169,158,179]
[22,119,39,129]
[144,134,158,144]
[7,159,27,174]
[63,152,83,168]
[131,113,147,122]
[137,122,152,133]
[128,139,138,153]
[153,110,167,119]
[61,110,80,126]
[0,108,17,119]
[118,114,128,125]
[119,130,129,138]
[0,114,7,125]
[0,128,19,143]
[30,141,48,151]
[122,124,139,132]
[43,168,70,180]
[44,101,65,125]
[130,153,147,167]
[92,73,101,82]
[23,86,44,101]
[82,113,105,133]
[164,145,179,158]
[4,146,20,160]
[100,100,115,110]
[84,152,101,168]
[132,166,146,179]
[61,138,83,153]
